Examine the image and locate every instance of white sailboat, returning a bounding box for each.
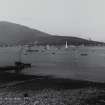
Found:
[65,41,68,48]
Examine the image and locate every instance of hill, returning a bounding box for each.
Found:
[0,21,104,46]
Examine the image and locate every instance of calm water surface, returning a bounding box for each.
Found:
[0,46,105,82]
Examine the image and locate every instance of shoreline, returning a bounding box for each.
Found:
[0,71,105,89]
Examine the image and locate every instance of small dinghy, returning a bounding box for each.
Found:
[80,53,88,56]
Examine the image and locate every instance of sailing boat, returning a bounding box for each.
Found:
[26,45,34,52]
[65,41,68,48]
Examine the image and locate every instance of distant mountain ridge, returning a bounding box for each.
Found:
[0,21,104,46]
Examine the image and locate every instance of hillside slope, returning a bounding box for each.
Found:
[0,21,104,46]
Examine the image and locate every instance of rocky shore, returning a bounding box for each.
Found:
[0,72,104,105]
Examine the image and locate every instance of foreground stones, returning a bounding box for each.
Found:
[0,85,104,105]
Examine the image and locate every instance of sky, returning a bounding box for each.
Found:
[0,0,105,41]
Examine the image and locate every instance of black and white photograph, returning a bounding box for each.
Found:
[0,0,105,105]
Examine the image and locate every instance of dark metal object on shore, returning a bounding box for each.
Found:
[15,61,31,68]
[14,61,31,73]
[0,61,31,73]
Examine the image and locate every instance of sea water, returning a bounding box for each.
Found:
[0,46,105,82]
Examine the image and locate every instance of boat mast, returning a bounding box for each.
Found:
[65,41,68,48]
